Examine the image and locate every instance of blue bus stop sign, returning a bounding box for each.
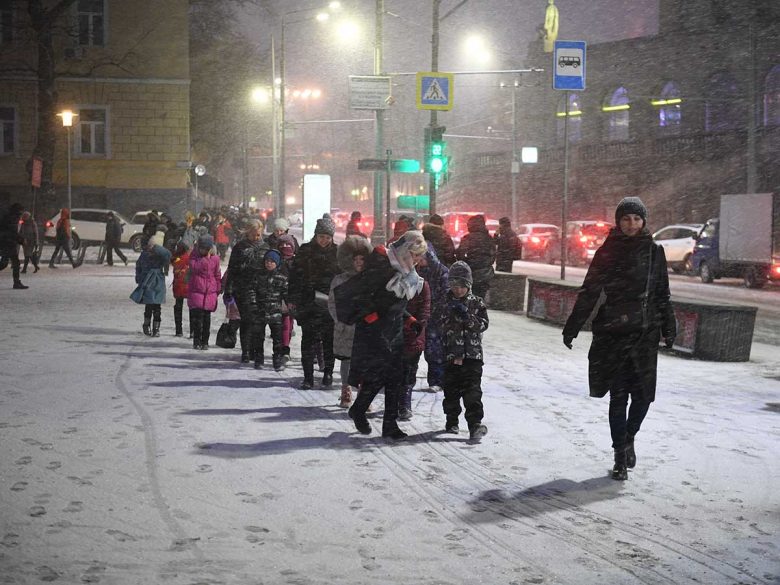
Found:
[553,40,586,91]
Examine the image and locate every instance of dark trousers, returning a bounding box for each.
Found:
[495,259,513,272]
[253,318,284,361]
[0,254,22,283]
[22,251,39,272]
[443,359,484,429]
[401,351,422,410]
[105,243,127,265]
[216,243,228,260]
[144,304,161,321]
[235,293,255,358]
[190,308,212,347]
[350,374,401,430]
[300,315,335,379]
[49,242,74,266]
[608,387,651,451]
[173,297,191,335]
[472,281,490,302]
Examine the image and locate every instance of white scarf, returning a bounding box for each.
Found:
[386,244,424,300]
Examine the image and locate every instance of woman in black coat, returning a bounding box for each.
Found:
[455,214,496,300]
[334,230,429,440]
[563,197,676,481]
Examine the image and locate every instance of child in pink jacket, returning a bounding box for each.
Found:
[188,235,222,350]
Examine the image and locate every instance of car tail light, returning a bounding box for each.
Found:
[773,264,780,276]
[579,235,588,243]
[530,236,541,245]
[46,221,53,228]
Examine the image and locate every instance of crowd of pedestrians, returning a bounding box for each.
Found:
[1,198,675,478]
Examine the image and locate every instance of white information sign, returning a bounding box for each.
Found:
[349,76,392,110]
[302,174,332,242]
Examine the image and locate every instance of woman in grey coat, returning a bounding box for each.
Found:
[563,198,676,481]
[328,235,372,408]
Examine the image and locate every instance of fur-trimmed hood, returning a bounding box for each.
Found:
[337,235,373,273]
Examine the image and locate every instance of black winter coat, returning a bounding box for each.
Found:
[333,247,407,388]
[288,240,340,323]
[422,223,456,266]
[563,229,676,402]
[494,227,519,267]
[224,237,270,298]
[456,228,496,281]
[0,204,23,255]
[105,216,123,245]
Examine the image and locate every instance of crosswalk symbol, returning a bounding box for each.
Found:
[417,72,454,111]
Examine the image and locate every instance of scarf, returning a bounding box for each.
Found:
[385,244,424,300]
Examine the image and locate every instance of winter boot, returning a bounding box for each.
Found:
[152,320,161,338]
[240,350,250,364]
[13,281,29,289]
[625,435,636,469]
[445,418,460,434]
[142,317,152,336]
[175,324,183,337]
[338,385,352,408]
[348,405,371,435]
[321,368,333,388]
[398,387,413,421]
[612,449,628,481]
[382,423,408,441]
[272,353,284,372]
[300,360,315,389]
[469,424,488,441]
[254,353,265,369]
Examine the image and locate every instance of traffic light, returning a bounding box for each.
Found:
[424,125,447,181]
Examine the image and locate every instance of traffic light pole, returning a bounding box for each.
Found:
[370,0,386,244]
[428,0,441,217]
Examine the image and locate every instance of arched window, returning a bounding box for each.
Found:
[556,92,581,144]
[653,81,682,132]
[705,72,744,132]
[764,65,780,126]
[603,87,630,141]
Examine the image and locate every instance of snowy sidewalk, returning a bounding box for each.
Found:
[1,265,778,584]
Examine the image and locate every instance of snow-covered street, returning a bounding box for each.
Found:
[1,264,778,585]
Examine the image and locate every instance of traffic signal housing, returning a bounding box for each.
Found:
[424,125,447,183]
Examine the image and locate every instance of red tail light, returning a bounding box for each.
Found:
[773,264,780,276]
[530,236,541,244]
[46,221,53,228]
[579,235,588,243]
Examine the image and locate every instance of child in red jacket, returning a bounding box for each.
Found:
[171,242,191,337]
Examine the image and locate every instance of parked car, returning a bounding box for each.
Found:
[288,209,303,226]
[128,211,158,251]
[516,223,560,261]
[545,220,611,266]
[652,223,703,273]
[44,209,141,250]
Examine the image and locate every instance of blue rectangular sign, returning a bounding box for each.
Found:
[553,40,586,91]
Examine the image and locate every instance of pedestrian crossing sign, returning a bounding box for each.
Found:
[417,72,454,111]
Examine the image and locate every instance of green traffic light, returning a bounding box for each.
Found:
[429,157,444,173]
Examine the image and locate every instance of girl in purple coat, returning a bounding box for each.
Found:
[188,235,222,350]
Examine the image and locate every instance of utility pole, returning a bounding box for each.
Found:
[370,0,386,244]
[428,0,441,217]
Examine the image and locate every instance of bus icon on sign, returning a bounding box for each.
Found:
[558,55,580,68]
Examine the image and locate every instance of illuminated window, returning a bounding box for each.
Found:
[764,65,780,127]
[0,106,15,154]
[78,0,104,47]
[603,87,630,141]
[556,92,581,144]
[76,107,107,156]
[654,81,682,132]
[705,72,743,132]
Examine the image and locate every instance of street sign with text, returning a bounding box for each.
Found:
[358,159,421,173]
[349,76,392,110]
[358,158,387,171]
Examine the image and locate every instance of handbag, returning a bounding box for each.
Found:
[592,246,654,335]
[216,321,237,348]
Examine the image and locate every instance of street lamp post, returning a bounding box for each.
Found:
[58,110,77,210]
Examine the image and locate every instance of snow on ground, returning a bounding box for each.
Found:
[1,262,778,585]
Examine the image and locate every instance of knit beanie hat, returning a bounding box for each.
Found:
[264,249,282,266]
[273,217,290,231]
[499,216,511,226]
[449,260,473,287]
[197,234,214,249]
[615,197,647,226]
[315,217,335,237]
[277,234,295,259]
[428,214,444,226]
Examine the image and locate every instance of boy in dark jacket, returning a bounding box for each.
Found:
[441,261,489,441]
[250,249,289,371]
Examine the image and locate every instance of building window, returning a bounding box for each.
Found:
[603,87,630,141]
[78,0,104,47]
[556,92,582,144]
[0,106,15,154]
[653,81,682,132]
[76,108,107,155]
[1,3,12,44]
[705,72,743,132]
[764,65,780,127]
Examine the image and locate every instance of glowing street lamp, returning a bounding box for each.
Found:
[57,109,78,210]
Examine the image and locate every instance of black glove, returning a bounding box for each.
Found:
[563,335,574,349]
[451,302,469,320]
[664,336,675,349]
